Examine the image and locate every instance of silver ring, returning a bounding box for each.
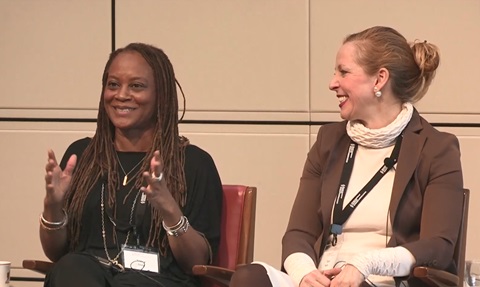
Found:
[151,172,163,182]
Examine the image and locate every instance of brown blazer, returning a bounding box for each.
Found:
[282,110,464,283]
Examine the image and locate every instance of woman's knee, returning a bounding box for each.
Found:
[51,253,99,271]
[231,264,272,287]
[46,253,107,287]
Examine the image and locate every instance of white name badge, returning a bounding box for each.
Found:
[318,234,344,271]
[121,245,160,273]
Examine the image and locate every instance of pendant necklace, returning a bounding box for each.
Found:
[100,183,140,270]
[115,152,147,186]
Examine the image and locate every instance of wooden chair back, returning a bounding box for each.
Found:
[454,188,469,283]
[215,185,256,269]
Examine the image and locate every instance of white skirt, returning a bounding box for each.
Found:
[252,261,297,287]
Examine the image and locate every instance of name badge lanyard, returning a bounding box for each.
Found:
[330,135,403,246]
[133,193,149,246]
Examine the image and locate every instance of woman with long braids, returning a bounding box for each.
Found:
[39,43,223,287]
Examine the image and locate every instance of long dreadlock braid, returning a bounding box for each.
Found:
[65,43,188,253]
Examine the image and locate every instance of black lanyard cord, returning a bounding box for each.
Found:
[330,135,403,245]
[133,194,148,246]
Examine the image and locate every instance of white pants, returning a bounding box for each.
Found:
[252,261,297,287]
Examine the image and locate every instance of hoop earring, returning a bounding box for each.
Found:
[374,86,382,98]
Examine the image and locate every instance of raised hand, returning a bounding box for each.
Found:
[44,149,77,208]
[140,150,177,216]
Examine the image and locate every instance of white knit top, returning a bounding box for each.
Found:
[331,145,398,286]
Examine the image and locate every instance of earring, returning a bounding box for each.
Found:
[374,86,382,98]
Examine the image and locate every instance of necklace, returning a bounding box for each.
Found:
[100,183,140,270]
[115,151,146,186]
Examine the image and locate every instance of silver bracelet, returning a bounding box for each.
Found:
[162,216,189,237]
[163,216,184,230]
[39,217,67,231]
[40,209,68,227]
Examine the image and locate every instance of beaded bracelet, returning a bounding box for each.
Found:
[162,216,189,237]
[40,209,68,231]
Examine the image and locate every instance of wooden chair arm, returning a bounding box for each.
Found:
[22,260,54,275]
[192,265,235,287]
[413,266,459,287]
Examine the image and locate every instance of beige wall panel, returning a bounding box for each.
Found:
[180,124,310,267]
[0,0,111,111]
[310,0,480,121]
[0,122,95,270]
[311,125,480,262]
[116,0,309,117]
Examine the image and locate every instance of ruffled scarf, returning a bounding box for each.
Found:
[346,103,413,148]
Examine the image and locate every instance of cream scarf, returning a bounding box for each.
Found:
[346,103,413,148]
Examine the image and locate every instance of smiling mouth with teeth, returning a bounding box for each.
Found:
[338,96,348,103]
[115,107,135,113]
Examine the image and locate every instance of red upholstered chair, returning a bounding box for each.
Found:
[192,185,257,287]
[23,184,257,287]
[412,188,470,287]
